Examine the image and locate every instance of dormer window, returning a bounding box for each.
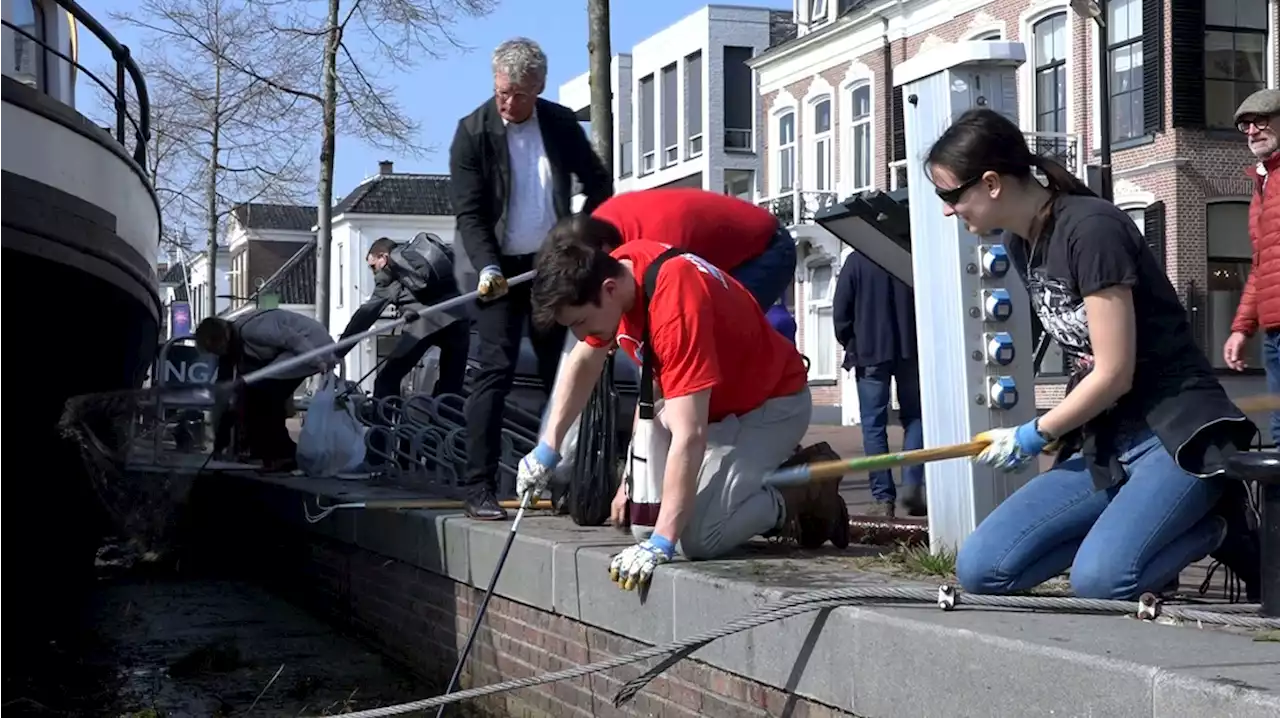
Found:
[808,0,829,28]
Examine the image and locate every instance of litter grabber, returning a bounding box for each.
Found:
[435,490,537,718]
[765,392,1280,487]
[159,270,538,409]
[304,495,553,523]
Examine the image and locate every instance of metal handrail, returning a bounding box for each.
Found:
[2,0,151,172]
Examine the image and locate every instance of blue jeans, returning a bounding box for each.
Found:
[855,359,923,502]
[1263,329,1280,446]
[955,431,1225,600]
[730,226,797,311]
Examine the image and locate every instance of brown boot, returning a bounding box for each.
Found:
[773,443,851,550]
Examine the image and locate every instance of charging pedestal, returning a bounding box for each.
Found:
[815,41,1037,554]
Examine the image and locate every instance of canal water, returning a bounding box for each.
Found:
[5,547,433,717]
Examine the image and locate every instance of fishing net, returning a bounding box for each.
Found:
[56,384,235,555]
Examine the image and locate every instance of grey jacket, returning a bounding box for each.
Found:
[230,308,336,380]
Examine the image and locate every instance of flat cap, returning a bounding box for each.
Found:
[1235,89,1280,123]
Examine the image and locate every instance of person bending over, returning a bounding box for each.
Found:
[336,235,470,465]
[589,187,797,310]
[196,309,337,472]
[516,215,850,592]
[927,108,1259,601]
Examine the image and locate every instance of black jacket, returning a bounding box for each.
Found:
[447,97,612,284]
[833,251,917,370]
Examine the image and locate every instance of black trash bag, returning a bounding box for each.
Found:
[567,353,621,526]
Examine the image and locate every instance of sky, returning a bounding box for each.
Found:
[75,0,785,201]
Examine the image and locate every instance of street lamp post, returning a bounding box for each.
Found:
[1072,0,1113,201]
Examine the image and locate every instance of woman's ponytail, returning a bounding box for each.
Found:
[1031,155,1096,198]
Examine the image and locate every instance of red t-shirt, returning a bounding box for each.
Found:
[591,188,781,272]
[585,240,808,423]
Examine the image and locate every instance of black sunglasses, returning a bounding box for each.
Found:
[935,175,984,205]
[1237,115,1272,133]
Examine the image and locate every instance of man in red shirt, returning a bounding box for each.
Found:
[517,215,849,591]
[590,187,796,310]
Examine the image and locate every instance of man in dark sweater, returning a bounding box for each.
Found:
[833,251,925,517]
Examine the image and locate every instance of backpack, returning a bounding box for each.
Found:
[391,232,457,302]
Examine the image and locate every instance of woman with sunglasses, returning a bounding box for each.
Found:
[927,108,1260,601]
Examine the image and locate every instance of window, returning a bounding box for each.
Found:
[723,46,755,151]
[972,30,1003,41]
[847,83,872,192]
[808,0,829,27]
[1125,207,1145,235]
[685,51,703,158]
[619,83,634,178]
[809,97,832,192]
[639,75,655,175]
[660,63,678,167]
[7,1,46,92]
[1204,1,1268,129]
[723,169,754,201]
[1207,201,1263,369]
[1033,14,1068,139]
[806,262,836,380]
[1106,0,1145,142]
[776,111,796,193]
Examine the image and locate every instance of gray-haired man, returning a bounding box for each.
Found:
[449,37,613,520]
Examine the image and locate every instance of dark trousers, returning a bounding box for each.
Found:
[368,320,471,465]
[855,358,923,502]
[464,253,566,492]
[242,376,305,461]
[730,225,797,310]
[373,320,470,399]
[1264,329,1280,446]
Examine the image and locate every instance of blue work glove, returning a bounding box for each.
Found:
[609,534,674,591]
[974,420,1049,472]
[477,265,508,301]
[516,441,561,502]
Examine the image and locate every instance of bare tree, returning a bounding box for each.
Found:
[587,0,613,171]
[112,0,316,316]
[199,0,498,327]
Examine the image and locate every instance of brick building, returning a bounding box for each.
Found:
[750,0,1278,423]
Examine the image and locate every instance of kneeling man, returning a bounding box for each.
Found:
[196,309,337,471]
[520,215,849,591]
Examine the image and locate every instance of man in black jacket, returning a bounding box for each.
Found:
[449,37,612,520]
[833,251,925,518]
[336,234,470,465]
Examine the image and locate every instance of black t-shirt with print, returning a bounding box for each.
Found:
[1003,194,1253,484]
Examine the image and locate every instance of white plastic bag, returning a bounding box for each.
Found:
[296,373,367,476]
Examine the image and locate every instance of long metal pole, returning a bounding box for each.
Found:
[1095,3,1113,201]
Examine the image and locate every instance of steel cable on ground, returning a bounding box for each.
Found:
[315,585,1278,718]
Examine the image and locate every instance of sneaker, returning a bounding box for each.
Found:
[867,500,896,519]
[899,483,927,517]
[773,442,851,550]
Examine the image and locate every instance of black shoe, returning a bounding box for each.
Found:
[899,484,927,517]
[465,489,509,521]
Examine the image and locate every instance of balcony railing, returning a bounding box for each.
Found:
[2,0,152,172]
[757,189,840,227]
[1024,131,1080,177]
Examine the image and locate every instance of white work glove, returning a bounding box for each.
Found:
[609,535,674,591]
[477,265,509,301]
[516,441,561,502]
[974,421,1050,473]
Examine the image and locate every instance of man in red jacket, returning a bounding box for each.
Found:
[519,218,848,591]
[590,187,796,310]
[1224,89,1280,444]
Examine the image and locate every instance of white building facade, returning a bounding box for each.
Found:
[558,4,794,199]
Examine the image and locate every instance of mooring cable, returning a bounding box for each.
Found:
[313,585,1278,718]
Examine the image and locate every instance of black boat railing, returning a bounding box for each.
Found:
[2,0,151,173]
